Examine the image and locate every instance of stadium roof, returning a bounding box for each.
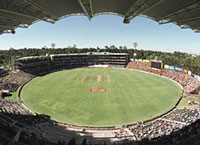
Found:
[51,52,129,56]
[1,0,200,34]
[16,52,129,61]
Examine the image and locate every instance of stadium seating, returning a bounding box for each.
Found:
[14,53,129,75]
[126,62,200,94]
[0,71,32,92]
[1,98,200,145]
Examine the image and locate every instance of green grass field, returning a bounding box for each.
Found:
[21,68,182,126]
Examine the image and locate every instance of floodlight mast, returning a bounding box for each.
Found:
[133,42,138,50]
[51,43,56,49]
[133,42,138,61]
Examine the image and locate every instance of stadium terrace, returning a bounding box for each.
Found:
[1,52,200,145]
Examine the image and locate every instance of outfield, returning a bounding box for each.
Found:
[21,68,182,126]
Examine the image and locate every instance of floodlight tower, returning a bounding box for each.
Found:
[133,42,138,50]
[133,42,138,61]
[51,43,56,49]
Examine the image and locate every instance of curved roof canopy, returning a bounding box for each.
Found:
[1,0,200,34]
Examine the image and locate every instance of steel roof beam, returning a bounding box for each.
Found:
[77,0,93,20]
[179,23,200,32]
[3,30,12,33]
[89,0,93,17]
[176,16,200,23]
[124,0,138,18]
[180,25,190,29]
[0,8,37,20]
[24,0,58,21]
[0,24,19,29]
[0,0,55,24]
[0,23,28,29]
[18,24,29,28]
[131,0,165,19]
[157,1,200,21]
[123,0,138,23]
[194,29,200,33]
[0,8,55,24]
[191,27,200,30]
[187,24,200,29]
[124,0,165,23]
[0,15,24,23]
[160,15,200,24]
[9,0,55,23]
[0,24,14,29]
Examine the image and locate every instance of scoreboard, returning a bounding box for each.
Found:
[150,60,164,69]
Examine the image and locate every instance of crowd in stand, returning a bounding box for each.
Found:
[114,129,130,139]
[0,117,58,145]
[0,99,65,145]
[162,108,200,125]
[1,98,200,145]
[0,99,112,145]
[161,69,200,94]
[130,120,183,140]
[0,71,32,92]
[0,99,29,115]
[129,108,200,141]
[126,62,200,94]
[132,119,200,145]
[0,99,51,125]
[0,68,8,77]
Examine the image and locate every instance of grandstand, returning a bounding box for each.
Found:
[14,52,129,74]
[14,56,52,75]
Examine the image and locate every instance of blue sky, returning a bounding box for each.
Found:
[0,15,200,54]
